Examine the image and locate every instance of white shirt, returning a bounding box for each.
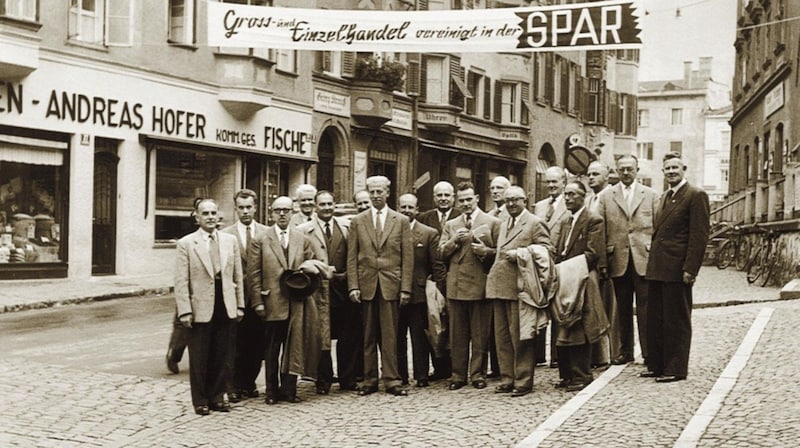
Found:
[236,221,253,248]
[371,206,388,231]
[665,178,687,197]
[274,225,289,247]
[562,206,584,255]
[409,219,416,231]
[622,180,638,207]
[463,208,479,227]
[201,229,218,252]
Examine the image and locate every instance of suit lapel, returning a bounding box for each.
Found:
[219,233,231,271]
[656,185,686,229]
[612,185,630,218]
[564,212,587,256]
[379,211,397,247]
[501,211,526,248]
[267,228,288,269]
[288,227,302,267]
[192,230,216,278]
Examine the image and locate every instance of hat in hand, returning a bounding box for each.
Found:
[279,269,320,301]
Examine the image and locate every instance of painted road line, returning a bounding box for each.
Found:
[515,351,640,448]
[673,307,774,448]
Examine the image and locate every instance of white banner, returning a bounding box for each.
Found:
[207,1,641,53]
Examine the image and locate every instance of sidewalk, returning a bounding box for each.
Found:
[0,266,784,314]
[0,273,173,313]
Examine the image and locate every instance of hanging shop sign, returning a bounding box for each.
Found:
[207,0,641,53]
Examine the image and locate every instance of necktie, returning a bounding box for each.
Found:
[245,226,252,251]
[376,210,383,240]
[280,230,288,249]
[624,186,634,210]
[209,233,221,275]
[545,197,555,222]
[508,216,516,230]
[439,211,446,229]
[325,221,332,241]
[562,215,576,256]
[464,214,472,230]
[662,190,674,210]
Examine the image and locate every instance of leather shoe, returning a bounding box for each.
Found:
[566,382,589,392]
[511,387,531,397]
[283,395,302,403]
[639,371,661,378]
[655,375,686,383]
[448,381,467,391]
[487,371,500,378]
[429,371,450,381]
[315,382,331,395]
[494,384,513,394]
[357,386,378,396]
[340,382,359,391]
[554,379,570,389]
[415,379,430,387]
[472,380,487,389]
[401,378,410,386]
[210,401,231,412]
[386,386,408,396]
[611,354,634,365]
[592,363,610,371]
[549,361,559,368]
[228,392,242,403]
[265,396,279,405]
[166,354,179,374]
[194,405,210,416]
[241,388,259,399]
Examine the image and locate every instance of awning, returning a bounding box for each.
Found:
[451,75,473,99]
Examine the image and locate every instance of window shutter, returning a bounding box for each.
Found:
[449,55,463,107]
[599,81,606,125]
[420,55,428,103]
[493,80,502,123]
[545,54,554,104]
[630,96,638,136]
[407,52,421,96]
[575,75,583,118]
[532,54,539,102]
[417,0,429,10]
[106,0,133,47]
[342,52,355,77]
[483,76,491,120]
[521,82,530,126]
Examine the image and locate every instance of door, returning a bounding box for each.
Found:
[92,151,118,275]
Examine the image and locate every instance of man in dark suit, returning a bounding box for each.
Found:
[298,190,361,393]
[397,193,439,388]
[554,181,609,392]
[417,180,460,381]
[347,175,413,396]
[247,196,319,404]
[221,189,269,402]
[644,152,709,383]
[174,199,244,415]
[486,186,552,397]
[597,154,659,367]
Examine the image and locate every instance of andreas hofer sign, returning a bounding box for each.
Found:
[207,0,641,53]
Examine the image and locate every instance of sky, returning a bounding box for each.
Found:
[635,0,737,85]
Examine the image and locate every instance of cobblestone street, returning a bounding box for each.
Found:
[0,267,798,447]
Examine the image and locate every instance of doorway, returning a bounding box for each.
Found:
[92,148,118,275]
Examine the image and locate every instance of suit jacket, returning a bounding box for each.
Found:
[487,204,508,220]
[533,195,569,250]
[222,222,269,300]
[596,182,659,278]
[298,217,350,303]
[438,209,499,300]
[174,229,244,323]
[646,182,710,282]
[410,221,440,304]
[347,208,413,301]
[289,212,317,228]
[486,209,552,300]
[418,207,462,235]
[553,209,609,346]
[246,225,318,321]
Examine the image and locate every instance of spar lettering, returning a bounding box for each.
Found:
[45,90,143,129]
[222,9,272,38]
[291,22,410,45]
[264,126,308,154]
[518,4,631,48]
[216,129,256,147]
[0,81,23,114]
[151,106,206,138]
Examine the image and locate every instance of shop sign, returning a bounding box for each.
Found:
[764,83,783,119]
[353,151,368,193]
[387,108,412,131]
[500,130,524,141]
[314,89,350,117]
[207,1,641,53]
[420,110,459,127]
[0,79,315,161]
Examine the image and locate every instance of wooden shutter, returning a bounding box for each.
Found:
[417,0,428,10]
[521,82,530,126]
[483,76,492,120]
[545,54,554,104]
[532,54,539,102]
[493,80,502,123]
[407,52,421,96]
[449,55,463,107]
[342,52,355,77]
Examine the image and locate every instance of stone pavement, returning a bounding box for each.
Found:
[0,266,784,314]
[2,300,799,447]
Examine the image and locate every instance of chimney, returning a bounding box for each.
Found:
[684,61,693,87]
[699,56,712,81]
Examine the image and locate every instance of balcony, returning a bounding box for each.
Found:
[217,86,272,120]
[0,16,41,79]
[418,103,461,133]
[350,80,394,128]
[497,125,528,149]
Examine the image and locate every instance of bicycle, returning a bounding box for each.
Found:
[746,227,780,287]
[715,224,751,271]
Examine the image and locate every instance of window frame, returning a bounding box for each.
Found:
[2,0,37,21]
[168,0,195,45]
[671,108,683,125]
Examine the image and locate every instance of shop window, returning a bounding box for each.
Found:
[68,0,133,46]
[155,148,237,242]
[168,0,195,45]
[2,0,37,21]
[0,137,67,266]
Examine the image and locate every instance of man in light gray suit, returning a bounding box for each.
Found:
[487,186,552,397]
[175,199,244,416]
[596,154,659,366]
[221,189,268,402]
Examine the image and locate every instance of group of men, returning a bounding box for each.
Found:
[170,150,709,416]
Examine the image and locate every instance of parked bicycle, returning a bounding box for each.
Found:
[715,223,751,271]
[746,226,781,287]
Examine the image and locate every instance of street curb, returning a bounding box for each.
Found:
[0,286,173,314]
[692,297,793,309]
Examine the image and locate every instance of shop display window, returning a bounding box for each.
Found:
[0,159,65,265]
[154,148,236,242]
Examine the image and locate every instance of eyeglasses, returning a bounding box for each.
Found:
[273,208,292,215]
